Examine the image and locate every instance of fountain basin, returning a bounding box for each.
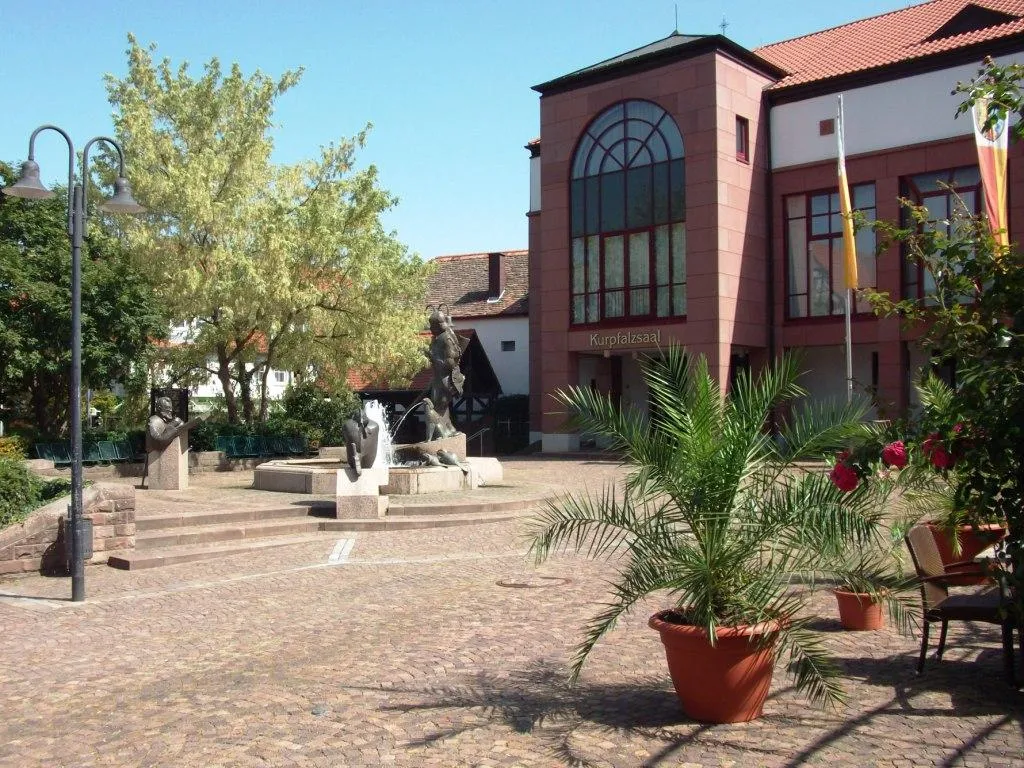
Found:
[252,455,503,496]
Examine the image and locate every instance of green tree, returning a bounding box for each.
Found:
[106,36,430,424]
[0,162,167,438]
[863,57,1024,640]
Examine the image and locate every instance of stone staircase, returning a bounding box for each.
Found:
[107,488,550,570]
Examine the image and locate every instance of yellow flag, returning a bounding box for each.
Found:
[837,95,857,290]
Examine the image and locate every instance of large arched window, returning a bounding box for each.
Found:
[570,100,686,325]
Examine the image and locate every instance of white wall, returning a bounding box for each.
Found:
[452,315,530,395]
[771,55,1024,169]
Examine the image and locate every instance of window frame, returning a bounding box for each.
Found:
[783,182,877,320]
[900,165,981,301]
[569,100,687,327]
[735,116,749,163]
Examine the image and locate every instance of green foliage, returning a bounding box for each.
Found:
[866,57,1024,635]
[105,36,430,424]
[0,436,25,460]
[277,382,358,446]
[0,458,36,528]
[0,459,70,530]
[0,163,168,438]
[528,347,879,707]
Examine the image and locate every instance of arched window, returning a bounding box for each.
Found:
[570,100,686,325]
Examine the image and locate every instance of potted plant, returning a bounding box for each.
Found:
[898,378,1008,584]
[528,348,877,723]
[827,536,919,632]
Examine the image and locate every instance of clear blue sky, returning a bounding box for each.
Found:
[2,1,912,259]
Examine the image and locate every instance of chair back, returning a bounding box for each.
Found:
[905,525,950,611]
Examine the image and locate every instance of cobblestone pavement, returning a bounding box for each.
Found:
[1,458,1022,767]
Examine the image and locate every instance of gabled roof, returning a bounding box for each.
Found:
[347,329,500,395]
[755,0,1024,91]
[533,32,785,95]
[427,250,529,319]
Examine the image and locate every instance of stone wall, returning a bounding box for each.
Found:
[0,483,136,577]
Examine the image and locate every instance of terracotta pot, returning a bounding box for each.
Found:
[926,522,1007,586]
[833,589,884,631]
[648,610,778,723]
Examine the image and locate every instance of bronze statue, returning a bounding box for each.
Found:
[424,304,463,441]
[341,405,380,477]
[146,396,204,451]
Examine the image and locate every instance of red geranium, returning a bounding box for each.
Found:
[880,440,908,469]
[829,462,860,492]
[922,433,955,470]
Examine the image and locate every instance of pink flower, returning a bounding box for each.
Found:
[829,462,860,492]
[881,441,908,469]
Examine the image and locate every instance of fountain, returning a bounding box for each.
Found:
[252,305,503,517]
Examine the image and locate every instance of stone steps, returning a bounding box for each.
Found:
[135,505,316,531]
[136,518,323,549]
[108,511,524,570]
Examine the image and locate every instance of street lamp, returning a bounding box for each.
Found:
[2,125,144,602]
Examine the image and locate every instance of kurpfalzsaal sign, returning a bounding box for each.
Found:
[589,329,662,347]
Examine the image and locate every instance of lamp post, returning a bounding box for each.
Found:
[2,125,144,602]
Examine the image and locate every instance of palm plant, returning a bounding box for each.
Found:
[528,347,881,707]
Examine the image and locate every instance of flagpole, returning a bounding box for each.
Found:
[837,93,856,405]
[845,288,853,404]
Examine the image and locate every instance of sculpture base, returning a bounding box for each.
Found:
[147,435,189,491]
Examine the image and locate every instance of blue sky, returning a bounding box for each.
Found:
[2,1,912,259]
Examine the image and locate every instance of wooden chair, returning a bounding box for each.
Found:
[904,525,1017,685]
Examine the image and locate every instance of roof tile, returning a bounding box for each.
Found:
[426,250,529,319]
[755,0,1024,90]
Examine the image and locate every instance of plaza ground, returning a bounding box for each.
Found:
[0,458,1021,767]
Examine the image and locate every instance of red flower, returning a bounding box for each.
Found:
[829,462,860,492]
[922,433,955,469]
[881,440,908,469]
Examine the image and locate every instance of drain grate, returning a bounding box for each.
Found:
[496,575,571,589]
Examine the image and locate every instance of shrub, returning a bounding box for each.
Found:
[279,382,359,446]
[0,436,26,461]
[0,458,40,529]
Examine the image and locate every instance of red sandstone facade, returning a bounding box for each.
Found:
[528,0,1024,451]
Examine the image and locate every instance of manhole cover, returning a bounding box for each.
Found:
[496,575,571,589]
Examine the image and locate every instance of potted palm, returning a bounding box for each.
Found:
[827,534,919,631]
[528,348,877,723]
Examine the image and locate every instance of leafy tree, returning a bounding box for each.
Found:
[105,36,430,424]
[0,162,167,438]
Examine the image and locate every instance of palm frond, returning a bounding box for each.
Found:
[780,620,847,708]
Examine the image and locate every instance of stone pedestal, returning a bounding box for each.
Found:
[335,465,389,519]
[147,435,189,490]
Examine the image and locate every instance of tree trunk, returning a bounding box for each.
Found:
[215,343,238,423]
[235,359,255,424]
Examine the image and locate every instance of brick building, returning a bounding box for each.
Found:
[527,0,1024,452]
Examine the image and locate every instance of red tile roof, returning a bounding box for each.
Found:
[346,329,475,393]
[755,0,1024,90]
[426,250,529,319]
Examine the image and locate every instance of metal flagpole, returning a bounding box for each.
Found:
[845,288,853,404]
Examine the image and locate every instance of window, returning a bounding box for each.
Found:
[274,370,287,383]
[901,166,981,300]
[500,340,516,352]
[785,184,876,318]
[570,100,686,325]
[735,116,749,163]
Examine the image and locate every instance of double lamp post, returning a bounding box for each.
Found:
[2,125,144,602]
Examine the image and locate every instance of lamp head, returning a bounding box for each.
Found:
[100,176,145,214]
[3,159,54,200]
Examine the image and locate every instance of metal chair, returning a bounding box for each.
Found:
[904,525,1017,685]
